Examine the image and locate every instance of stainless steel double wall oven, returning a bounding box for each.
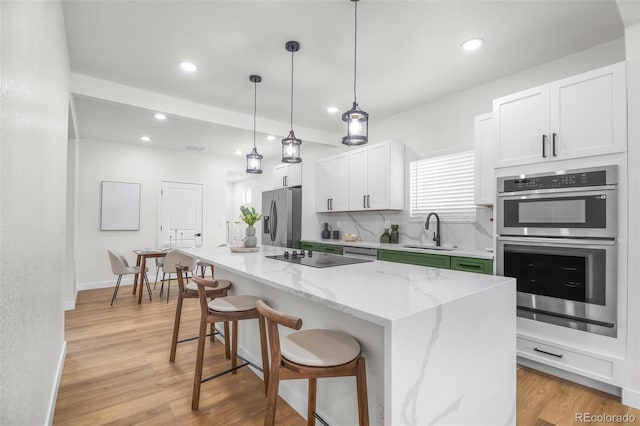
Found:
[496,166,618,337]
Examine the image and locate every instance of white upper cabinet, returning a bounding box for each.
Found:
[273,163,302,189]
[494,62,626,168]
[315,153,349,212]
[474,113,495,205]
[316,141,404,212]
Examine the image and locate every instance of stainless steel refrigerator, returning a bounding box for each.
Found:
[262,187,302,249]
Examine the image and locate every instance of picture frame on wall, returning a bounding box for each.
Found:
[100,181,141,231]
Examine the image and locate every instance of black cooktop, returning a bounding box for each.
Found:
[266,251,372,268]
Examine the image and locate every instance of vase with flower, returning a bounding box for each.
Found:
[236,206,263,248]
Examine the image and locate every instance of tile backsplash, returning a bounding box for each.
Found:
[312,206,494,250]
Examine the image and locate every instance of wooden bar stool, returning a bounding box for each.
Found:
[169,261,231,362]
[191,276,270,410]
[256,300,369,426]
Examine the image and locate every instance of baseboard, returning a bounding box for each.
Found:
[622,387,640,409]
[46,341,67,425]
[78,277,133,291]
[64,290,78,311]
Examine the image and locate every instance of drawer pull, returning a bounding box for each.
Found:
[534,347,563,358]
[457,263,482,269]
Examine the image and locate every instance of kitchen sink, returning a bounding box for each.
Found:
[401,244,457,251]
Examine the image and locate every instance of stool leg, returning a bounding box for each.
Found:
[307,378,317,426]
[169,292,184,362]
[258,316,270,395]
[224,321,231,360]
[231,320,238,374]
[191,317,208,410]
[356,357,369,426]
[110,275,122,305]
[200,265,205,278]
[209,321,215,342]
[264,364,280,426]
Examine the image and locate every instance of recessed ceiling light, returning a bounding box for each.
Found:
[180,62,198,72]
[461,38,484,51]
[140,135,151,142]
[326,106,339,114]
[266,135,276,141]
[154,113,167,121]
[234,149,243,155]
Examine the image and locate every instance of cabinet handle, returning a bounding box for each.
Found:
[542,135,547,158]
[534,347,563,358]
[363,195,366,209]
[327,199,330,210]
[330,198,333,210]
[552,133,557,157]
[457,263,482,269]
[366,194,370,208]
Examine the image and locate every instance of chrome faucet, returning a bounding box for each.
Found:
[425,212,441,247]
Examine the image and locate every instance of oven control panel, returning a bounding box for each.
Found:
[501,168,612,192]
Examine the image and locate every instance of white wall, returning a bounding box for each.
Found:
[0,1,69,424]
[75,138,243,288]
[623,22,640,406]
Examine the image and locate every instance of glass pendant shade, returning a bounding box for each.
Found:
[246,147,263,174]
[281,130,302,163]
[245,74,263,174]
[341,101,368,146]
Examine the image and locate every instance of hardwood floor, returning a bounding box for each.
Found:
[55,285,640,425]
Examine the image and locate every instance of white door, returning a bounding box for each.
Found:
[474,113,495,205]
[494,84,550,168]
[330,153,349,211]
[286,163,302,187]
[158,181,203,248]
[315,158,332,212]
[550,62,627,160]
[273,164,287,189]
[367,142,391,210]
[348,147,368,210]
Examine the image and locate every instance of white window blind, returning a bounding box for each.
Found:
[409,149,477,222]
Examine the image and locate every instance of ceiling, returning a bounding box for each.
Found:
[63,0,627,159]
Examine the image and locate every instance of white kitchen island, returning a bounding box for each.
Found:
[182,246,516,426]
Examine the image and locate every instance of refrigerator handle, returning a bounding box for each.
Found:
[270,200,277,241]
[263,215,270,234]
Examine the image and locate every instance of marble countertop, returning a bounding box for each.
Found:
[182,245,511,327]
[302,238,495,260]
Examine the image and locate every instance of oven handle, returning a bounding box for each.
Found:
[498,184,617,198]
[497,236,615,246]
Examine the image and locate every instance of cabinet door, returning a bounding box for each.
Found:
[315,158,332,212]
[550,62,626,160]
[330,153,350,211]
[348,147,368,210]
[273,164,287,189]
[474,113,495,205]
[367,142,391,209]
[494,85,550,168]
[286,163,302,187]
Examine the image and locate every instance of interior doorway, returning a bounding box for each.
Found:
[158,181,203,248]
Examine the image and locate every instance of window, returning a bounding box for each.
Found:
[242,188,252,204]
[409,149,476,222]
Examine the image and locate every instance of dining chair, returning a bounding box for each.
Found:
[107,250,152,305]
[256,300,369,426]
[159,250,195,303]
[169,261,231,362]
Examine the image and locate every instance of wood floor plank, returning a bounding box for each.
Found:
[55,285,640,425]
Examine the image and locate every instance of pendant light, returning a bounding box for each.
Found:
[281,41,302,163]
[342,0,368,146]
[246,75,264,174]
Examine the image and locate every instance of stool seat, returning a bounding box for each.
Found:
[185,279,231,293]
[208,295,260,312]
[282,329,361,367]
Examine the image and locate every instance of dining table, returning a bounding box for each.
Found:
[132,248,169,304]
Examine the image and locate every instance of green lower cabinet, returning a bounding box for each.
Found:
[378,249,450,269]
[450,256,493,275]
[300,241,318,251]
[316,243,344,255]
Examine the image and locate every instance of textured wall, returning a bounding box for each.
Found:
[0,1,69,424]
